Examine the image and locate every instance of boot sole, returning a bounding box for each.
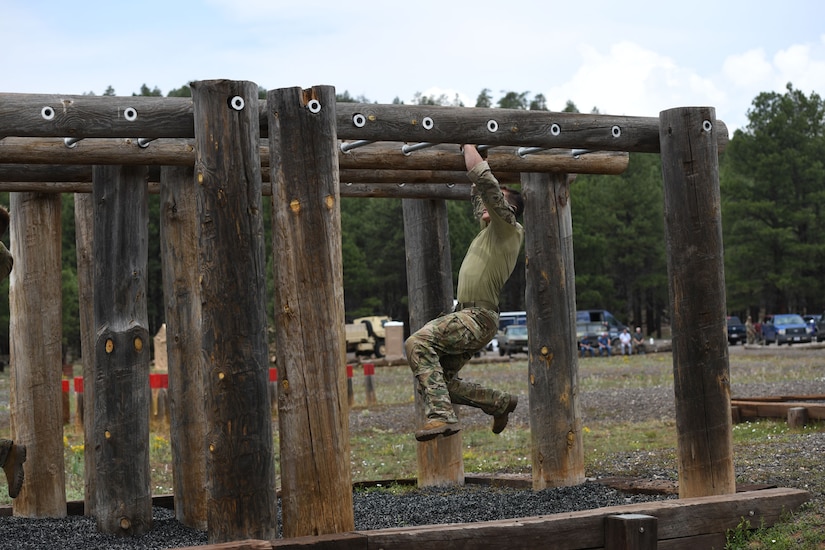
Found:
[415,424,461,442]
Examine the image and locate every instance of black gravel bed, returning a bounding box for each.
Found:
[0,482,676,549]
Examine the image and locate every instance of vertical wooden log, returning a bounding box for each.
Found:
[62,380,71,425]
[160,165,208,530]
[268,85,353,538]
[192,79,277,543]
[401,198,464,487]
[74,192,97,516]
[74,378,84,428]
[730,405,741,424]
[9,192,66,516]
[363,363,377,406]
[347,364,355,407]
[605,514,658,550]
[92,165,152,535]
[787,406,808,429]
[660,107,735,498]
[523,172,585,490]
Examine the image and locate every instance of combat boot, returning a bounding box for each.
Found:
[492,395,518,434]
[2,443,25,498]
[415,420,461,442]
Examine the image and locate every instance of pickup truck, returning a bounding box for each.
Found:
[497,324,528,357]
[761,314,812,346]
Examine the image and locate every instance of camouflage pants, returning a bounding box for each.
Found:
[405,307,510,423]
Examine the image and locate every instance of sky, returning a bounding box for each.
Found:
[2,0,824,134]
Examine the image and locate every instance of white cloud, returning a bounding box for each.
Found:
[722,49,773,89]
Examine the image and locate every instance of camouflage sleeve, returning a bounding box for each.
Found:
[470,183,485,224]
[467,161,517,227]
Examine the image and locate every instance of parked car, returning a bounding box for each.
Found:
[726,316,746,345]
[497,324,528,356]
[803,314,821,340]
[817,313,825,342]
[761,314,812,346]
[575,310,626,346]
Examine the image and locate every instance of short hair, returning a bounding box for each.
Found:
[501,187,524,217]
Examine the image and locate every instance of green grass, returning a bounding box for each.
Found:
[1,348,824,548]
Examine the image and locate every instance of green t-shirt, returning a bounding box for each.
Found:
[456,162,524,307]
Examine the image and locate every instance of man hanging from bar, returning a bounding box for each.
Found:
[0,206,26,498]
[406,144,525,442]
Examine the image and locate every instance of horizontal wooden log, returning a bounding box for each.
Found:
[731,400,825,420]
[0,93,194,139]
[0,179,471,200]
[0,92,728,154]
[335,103,729,154]
[731,394,825,402]
[342,143,629,173]
[0,138,628,175]
[184,488,807,550]
[0,137,195,165]
[0,165,480,185]
[340,183,469,200]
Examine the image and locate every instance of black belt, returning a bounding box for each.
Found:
[454,301,499,313]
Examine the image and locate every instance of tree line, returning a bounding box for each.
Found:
[0,82,821,358]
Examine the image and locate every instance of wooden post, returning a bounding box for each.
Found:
[787,406,808,429]
[402,197,464,487]
[731,405,741,424]
[74,192,96,516]
[92,164,152,535]
[74,377,84,428]
[347,364,355,407]
[364,363,377,406]
[268,368,278,417]
[605,514,658,550]
[62,380,70,424]
[523,172,585,490]
[268,85,354,538]
[9,192,66,516]
[192,79,277,543]
[159,164,208,530]
[660,107,735,499]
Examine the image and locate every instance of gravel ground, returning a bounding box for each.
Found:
[0,343,823,548]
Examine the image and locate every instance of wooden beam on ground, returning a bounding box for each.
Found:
[178,488,809,550]
[523,171,585,490]
[730,400,825,420]
[268,85,354,538]
[192,79,277,543]
[0,92,728,154]
[660,107,735,499]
